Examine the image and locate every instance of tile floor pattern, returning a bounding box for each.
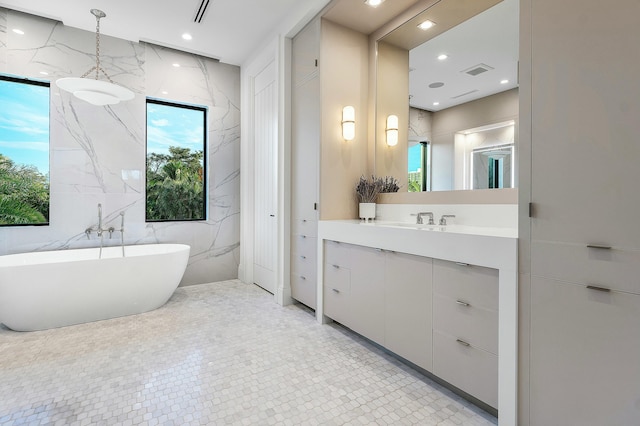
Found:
[0,280,497,426]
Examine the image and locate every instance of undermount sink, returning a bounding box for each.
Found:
[383,222,442,230]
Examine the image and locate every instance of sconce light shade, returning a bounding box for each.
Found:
[342,106,356,141]
[386,114,399,147]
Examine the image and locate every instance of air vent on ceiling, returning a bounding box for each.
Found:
[462,63,494,76]
[194,0,211,23]
[451,89,479,99]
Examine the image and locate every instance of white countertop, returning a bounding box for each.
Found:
[318,220,517,271]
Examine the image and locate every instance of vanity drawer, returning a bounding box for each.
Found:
[291,273,316,309]
[433,293,498,355]
[433,259,499,311]
[292,218,318,238]
[324,240,351,269]
[433,330,498,409]
[323,262,350,294]
[323,265,351,324]
[292,234,317,256]
[292,234,317,263]
[291,250,317,280]
[531,241,640,295]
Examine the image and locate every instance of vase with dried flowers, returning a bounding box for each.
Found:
[355,175,399,221]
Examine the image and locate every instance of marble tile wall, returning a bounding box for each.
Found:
[0,8,241,286]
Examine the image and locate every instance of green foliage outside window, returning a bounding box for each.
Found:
[146,146,204,221]
[0,154,49,225]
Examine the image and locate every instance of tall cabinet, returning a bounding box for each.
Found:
[522,0,640,424]
[290,18,369,310]
[290,19,320,309]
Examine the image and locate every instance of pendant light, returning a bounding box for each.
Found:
[56,9,135,106]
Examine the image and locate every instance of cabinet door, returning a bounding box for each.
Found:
[349,245,385,345]
[530,276,640,425]
[384,251,433,371]
[530,0,640,249]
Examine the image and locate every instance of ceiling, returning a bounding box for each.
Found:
[0,0,330,66]
[0,0,518,109]
[407,0,519,111]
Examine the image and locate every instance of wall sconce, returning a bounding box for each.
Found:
[342,106,355,141]
[386,114,399,147]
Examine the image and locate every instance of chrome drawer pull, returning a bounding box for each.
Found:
[332,264,340,269]
[587,244,612,250]
[302,219,307,223]
[301,235,307,239]
[455,262,470,267]
[332,288,340,293]
[456,339,471,347]
[301,255,306,259]
[375,248,383,252]
[587,285,611,293]
[456,300,471,307]
[300,276,306,280]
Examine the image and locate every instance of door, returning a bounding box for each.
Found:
[253,61,277,293]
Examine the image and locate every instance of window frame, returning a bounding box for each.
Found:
[0,74,51,227]
[145,97,208,223]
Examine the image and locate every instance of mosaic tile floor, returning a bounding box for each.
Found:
[0,280,497,426]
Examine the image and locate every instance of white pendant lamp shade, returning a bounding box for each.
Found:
[56,9,134,106]
[57,78,134,106]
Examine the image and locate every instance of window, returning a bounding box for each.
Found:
[0,75,50,226]
[408,141,430,192]
[146,98,207,221]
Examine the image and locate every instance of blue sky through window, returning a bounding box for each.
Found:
[147,102,205,158]
[0,78,50,176]
[408,143,422,172]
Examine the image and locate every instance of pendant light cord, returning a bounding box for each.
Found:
[80,9,114,84]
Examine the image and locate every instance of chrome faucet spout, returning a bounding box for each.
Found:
[415,211,434,225]
[97,203,103,237]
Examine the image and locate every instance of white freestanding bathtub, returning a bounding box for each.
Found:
[0,244,190,331]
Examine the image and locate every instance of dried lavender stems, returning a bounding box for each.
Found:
[355,175,400,203]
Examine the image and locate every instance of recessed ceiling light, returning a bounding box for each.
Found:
[12,29,24,35]
[433,102,440,106]
[417,20,435,30]
[39,71,49,76]
[437,54,448,61]
[161,91,169,95]
[364,0,385,7]
[182,33,192,41]
[500,79,509,84]
[172,63,180,68]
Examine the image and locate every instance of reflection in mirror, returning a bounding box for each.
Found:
[375,0,519,192]
[408,141,431,192]
[472,145,514,189]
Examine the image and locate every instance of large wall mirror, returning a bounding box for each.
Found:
[375,0,519,192]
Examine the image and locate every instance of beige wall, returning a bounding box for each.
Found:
[319,19,369,220]
[375,41,409,188]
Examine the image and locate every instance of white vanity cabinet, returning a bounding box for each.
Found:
[432,259,499,408]
[323,241,433,365]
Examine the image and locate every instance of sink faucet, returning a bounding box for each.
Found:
[439,214,456,225]
[414,211,434,225]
